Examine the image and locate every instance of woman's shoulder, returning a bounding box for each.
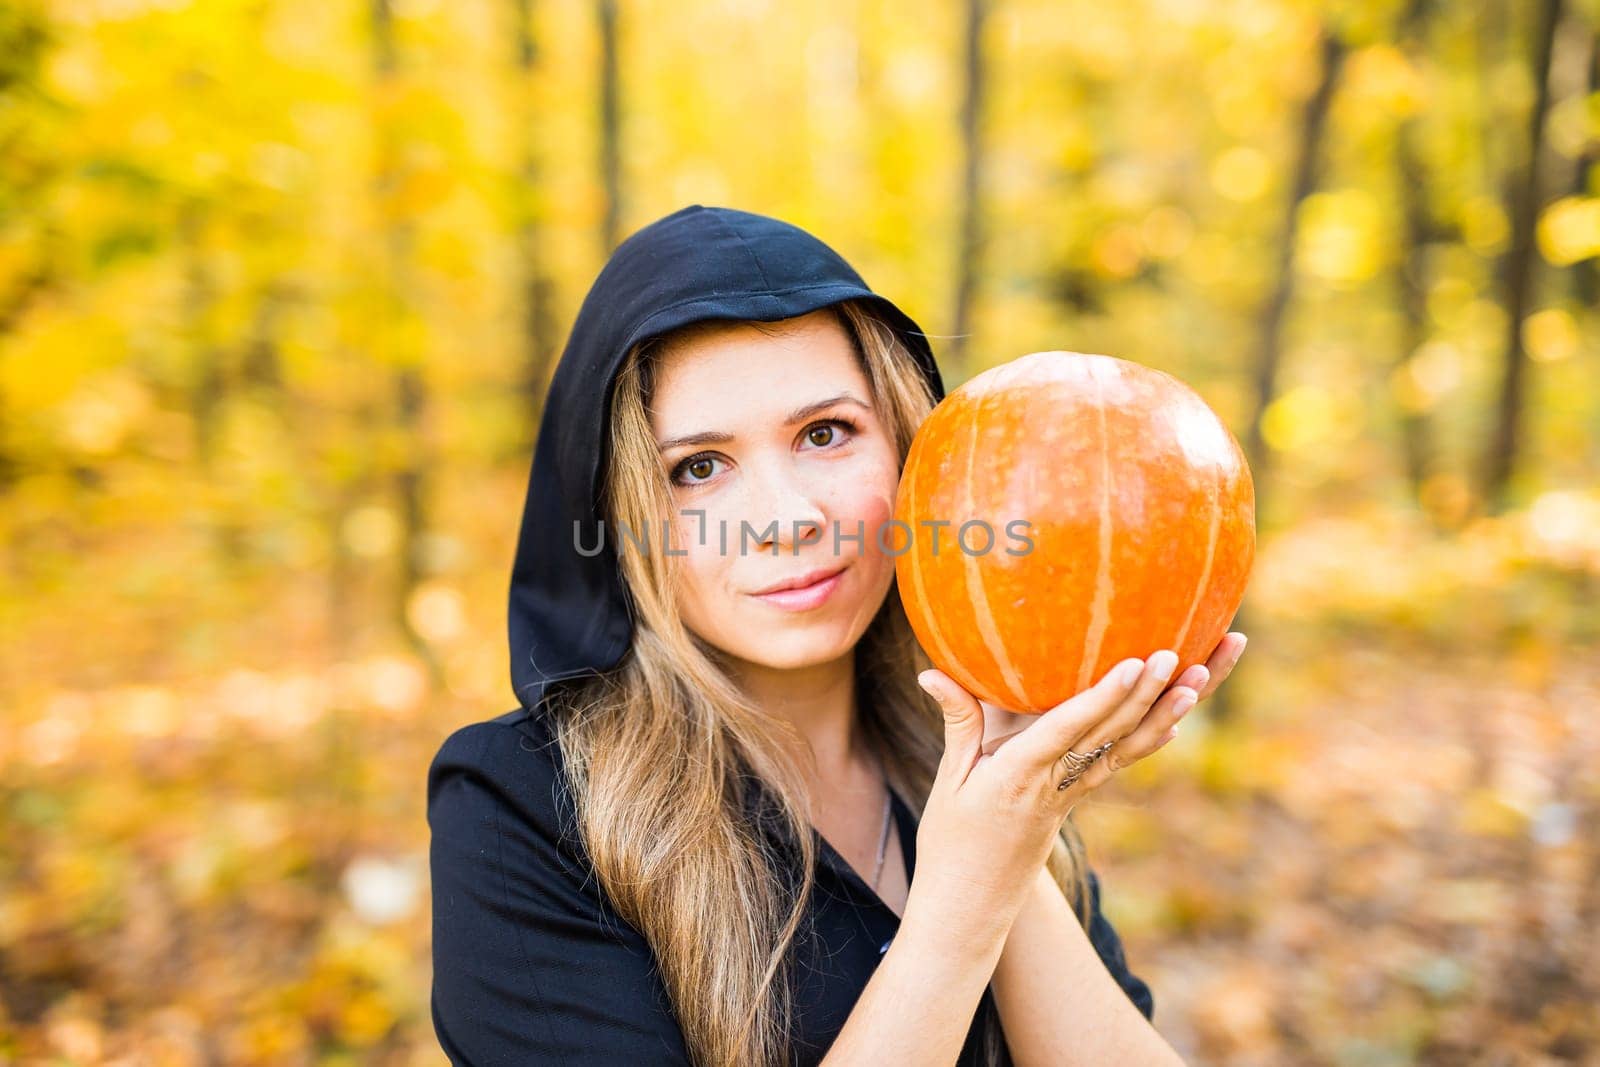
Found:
[430,704,557,769]
[426,706,571,838]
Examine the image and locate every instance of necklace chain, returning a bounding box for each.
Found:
[869,775,893,891]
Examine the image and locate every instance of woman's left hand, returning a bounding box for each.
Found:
[977,632,1248,764]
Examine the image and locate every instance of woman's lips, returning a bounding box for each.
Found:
[750,567,846,611]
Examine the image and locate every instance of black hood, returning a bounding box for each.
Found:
[507,204,946,713]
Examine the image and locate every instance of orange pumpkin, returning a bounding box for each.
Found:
[892,351,1255,713]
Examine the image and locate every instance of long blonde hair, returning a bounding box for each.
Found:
[538,298,1095,1066]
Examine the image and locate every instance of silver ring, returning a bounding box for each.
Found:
[1055,739,1115,791]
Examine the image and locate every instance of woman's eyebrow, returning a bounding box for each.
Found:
[655,393,870,452]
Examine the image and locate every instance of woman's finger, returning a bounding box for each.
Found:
[1093,648,1181,747]
[1100,678,1202,772]
[1003,651,1176,778]
[1048,637,1235,796]
[1193,632,1247,702]
[918,668,988,782]
[1056,681,1198,800]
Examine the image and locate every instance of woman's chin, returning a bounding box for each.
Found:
[724,627,859,673]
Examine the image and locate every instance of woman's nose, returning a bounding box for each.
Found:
[743,462,827,553]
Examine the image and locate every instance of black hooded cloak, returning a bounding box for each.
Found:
[428,204,1154,1066]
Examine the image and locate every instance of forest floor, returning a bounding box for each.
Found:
[1081,627,1599,1066]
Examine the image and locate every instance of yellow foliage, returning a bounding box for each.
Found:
[1537,197,1600,267]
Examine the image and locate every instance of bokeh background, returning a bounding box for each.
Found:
[2,0,1598,1062]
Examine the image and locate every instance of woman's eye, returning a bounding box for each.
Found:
[678,456,720,483]
[805,419,857,449]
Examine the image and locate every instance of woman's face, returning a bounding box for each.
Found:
[647,309,902,674]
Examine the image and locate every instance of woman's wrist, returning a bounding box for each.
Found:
[989,867,1055,944]
[825,880,1015,1065]
[902,872,1028,962]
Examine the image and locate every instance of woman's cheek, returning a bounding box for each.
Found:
[677,513,731,586]
[671,535,734,645]
[832,483,896,574]
[669,501,734,556]
[845,455,898,550]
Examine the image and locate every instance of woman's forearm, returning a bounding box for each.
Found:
[819,886,1015,1066]
[990,868,1185,1067]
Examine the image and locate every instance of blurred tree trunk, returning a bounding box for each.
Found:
[598,0,622,254]
[511,0,559,442]
[1393,0,1441,517]
[1219,26,1345,727]
[0,5,58,494]
[179,200,256,565]
[370,0,441,681]
[241,281,288,392]
[948,0,988,381]
[0,258,55,492]
[1240,27,1346,498]
[1481,0,1562,514]
[181,201,224,476]
[1568,29,1598,306]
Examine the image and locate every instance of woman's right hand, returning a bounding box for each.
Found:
[907,654,1197,944]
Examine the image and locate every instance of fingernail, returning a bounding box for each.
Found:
[1173,694,1196,718]
[1119,660,1143,686]
[1151,650,1177,683]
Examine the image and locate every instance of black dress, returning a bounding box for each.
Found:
[427,706,1155,1066]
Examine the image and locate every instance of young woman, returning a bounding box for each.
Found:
[428,204,1246,1066]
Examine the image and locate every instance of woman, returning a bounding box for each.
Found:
[428,204,1246,1065]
